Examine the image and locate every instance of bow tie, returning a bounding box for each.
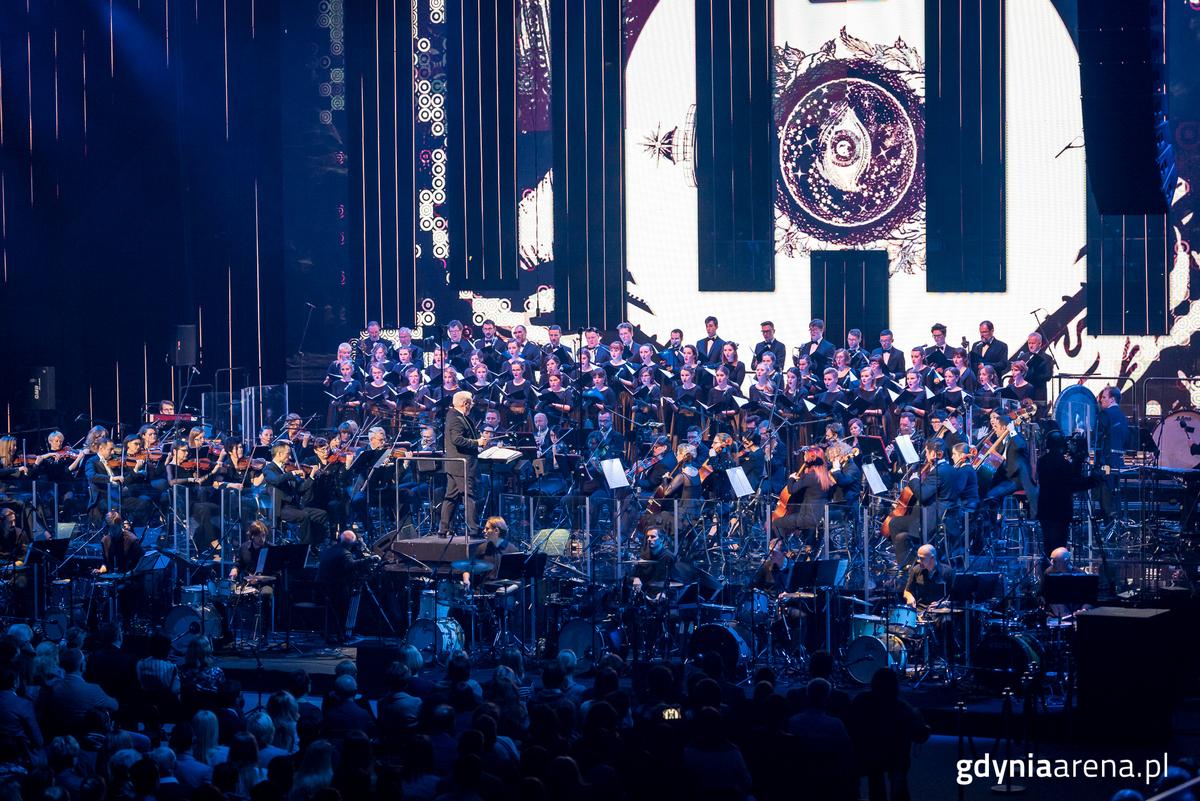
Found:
[707,337,716,342]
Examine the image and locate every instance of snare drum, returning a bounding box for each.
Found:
[403,618,466,666]
[419,589,450,620]
[851,614,887,639]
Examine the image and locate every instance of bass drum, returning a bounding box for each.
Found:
[1054,385,1098,445]
[404,618,466,666]
[845,635,908,685]
[557,617,622,673]
[688,623,752,671]
[164,605,223,655]
[972,633,1044,694]
[1153,410,1200,470]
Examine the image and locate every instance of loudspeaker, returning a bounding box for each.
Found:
[357,644,402,697]
[173,325,198,367]
[1078,0,1174,214]
[27,367,55,410]
[1074,607,1173,742]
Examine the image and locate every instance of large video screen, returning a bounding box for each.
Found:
[624,0,1199,417]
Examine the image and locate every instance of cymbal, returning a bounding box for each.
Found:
[450,559,494,574]
[621,559,659,565]
[646,580,685,590]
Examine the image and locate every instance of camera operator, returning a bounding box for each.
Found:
[1035,429,1100,559]
[316,530,382,645]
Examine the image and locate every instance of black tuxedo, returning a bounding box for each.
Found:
[263,461,328,544]
[1009,347,1055,399]
[970,338,1009,371]
[753,339,786,369]
[474,337,508,370]
[871,346,906,377]
[799,339,836,372]
[439,407,483,535]
[581,345,611,366]
[696,335,726,365]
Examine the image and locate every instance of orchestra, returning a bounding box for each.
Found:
[0,315,1112,672]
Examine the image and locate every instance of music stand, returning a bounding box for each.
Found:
[260,543,311,654]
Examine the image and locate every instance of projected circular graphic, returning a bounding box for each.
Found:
[776,59,924,245]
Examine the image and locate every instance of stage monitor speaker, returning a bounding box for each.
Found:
[173,325,198,367]
[357,644,401,697]
[1078,0,1174,214]
[27,367,55,410]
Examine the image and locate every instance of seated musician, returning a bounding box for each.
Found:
[826,438,861,514]
[928,410,961,451]
[85,438,153,529]
[753,537,790,592]
[982,410,1038,520]
[284,417,314,453]
[228,520,274,637]
[208,437,269,528]
[1038,547,1093,622]
[884,438,955,568]
[903,544,956,656]
[305,437,348,534]
[94,512,148,624]
[773,447,833,556]
[884,412,922,484]
[631,526,675,598]
[473,516,517,583]
[738,430,766,493]
[633,436,675,493]
[348,426,408,540]
[262,443,329,546]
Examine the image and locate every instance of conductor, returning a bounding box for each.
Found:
[438,390,491,538]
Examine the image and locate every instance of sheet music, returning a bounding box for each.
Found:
[862,462,888,495]
[480,446,522,462]
[726,466,754,498]
[896,434,920,465]
[601,458,630,489]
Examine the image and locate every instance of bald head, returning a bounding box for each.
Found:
[339,530,357,547]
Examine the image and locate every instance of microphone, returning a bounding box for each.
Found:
[190,366,200,376]
[75,414,87,422]
[305,302,315,308]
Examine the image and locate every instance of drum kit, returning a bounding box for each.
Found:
[402,556,528,666]
[838,589,1074,697]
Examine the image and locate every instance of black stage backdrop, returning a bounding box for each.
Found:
[0,0,286,437]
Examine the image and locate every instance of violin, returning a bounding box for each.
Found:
[234,457,267,471]
[39,448,80,462]
[179,458,215,472]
